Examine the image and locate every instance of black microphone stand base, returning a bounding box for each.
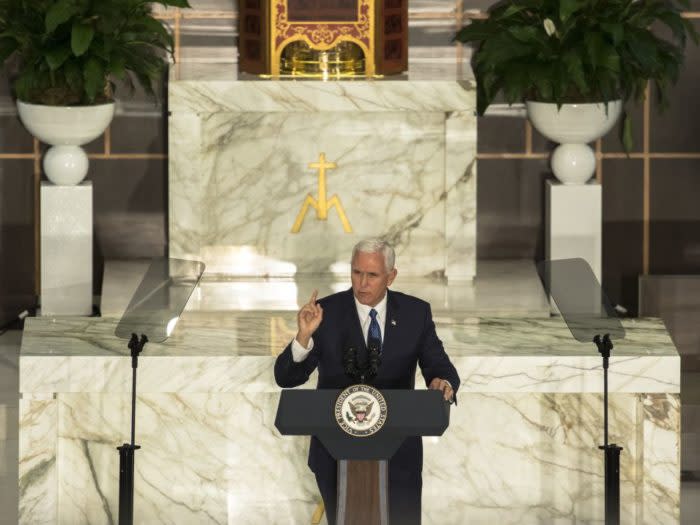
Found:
[598,443,623,525]
[117,443,141,525]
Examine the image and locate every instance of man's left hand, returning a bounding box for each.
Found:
[429,377,454,402]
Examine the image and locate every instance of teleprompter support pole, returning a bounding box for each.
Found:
[117,333,148,525]
[594,333,623,525]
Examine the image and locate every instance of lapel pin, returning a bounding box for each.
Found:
[391,319,397,326]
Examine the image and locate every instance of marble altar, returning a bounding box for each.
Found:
[168,63,477,280]
[19,312,680,524]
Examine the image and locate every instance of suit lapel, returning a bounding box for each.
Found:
[383,289,399,354]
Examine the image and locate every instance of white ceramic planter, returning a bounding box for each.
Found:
[526,101,622,184]
[17,101,115,185]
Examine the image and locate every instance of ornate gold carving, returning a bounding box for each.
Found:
[271,0,375,75]
[292,153,353,233]
[306,25,351,46]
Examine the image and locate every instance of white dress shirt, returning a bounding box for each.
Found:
[290,293,388,362]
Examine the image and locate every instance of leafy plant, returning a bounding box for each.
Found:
[455,0,697,150]
[0,0,191,105]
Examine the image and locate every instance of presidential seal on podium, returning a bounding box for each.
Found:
[335,384,388,437]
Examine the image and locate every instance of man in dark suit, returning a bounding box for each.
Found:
[274,238,460,525]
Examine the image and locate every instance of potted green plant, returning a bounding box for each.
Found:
[455,0,697,184]
[0,0,190,185]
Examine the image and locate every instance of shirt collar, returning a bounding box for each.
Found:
[353,291,388,324]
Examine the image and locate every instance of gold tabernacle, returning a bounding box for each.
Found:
[239,0,408,77]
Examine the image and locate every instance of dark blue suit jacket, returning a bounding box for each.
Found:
[274,288,460,477]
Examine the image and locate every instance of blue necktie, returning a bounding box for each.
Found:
[368,309,382,353]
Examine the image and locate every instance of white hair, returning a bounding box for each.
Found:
[351,238,395,272]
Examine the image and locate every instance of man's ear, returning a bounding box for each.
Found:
[387,268,397,286]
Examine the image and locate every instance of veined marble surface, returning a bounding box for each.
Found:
[422,392,679,524]
[100,259,550,318]
[19,392,680,525]
[168,62,476,113]
[18,312,681,524]
[168,63,476,280]
[20,315,678,394]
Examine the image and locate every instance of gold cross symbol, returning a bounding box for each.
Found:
[291,152,353,233]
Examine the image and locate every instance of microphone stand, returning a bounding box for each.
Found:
[117,333,148,525]
[594,333,622,525]
[366,340,381,383]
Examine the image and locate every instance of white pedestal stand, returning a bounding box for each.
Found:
[40,182,93,315]
[546,179,602,310]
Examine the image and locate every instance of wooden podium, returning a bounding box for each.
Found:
[275,389,450,524]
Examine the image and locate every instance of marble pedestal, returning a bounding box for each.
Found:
[40,182,93,315]
[168,63,477,280]
[546,180,602,282]
[19,314,680,524]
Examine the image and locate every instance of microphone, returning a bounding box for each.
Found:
[342,345,359,381]
[342,340,381,384]
[367,338,382,381]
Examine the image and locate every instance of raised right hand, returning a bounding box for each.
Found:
[296,290,323,347]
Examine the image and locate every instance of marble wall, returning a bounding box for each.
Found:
[168,64,477,280]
